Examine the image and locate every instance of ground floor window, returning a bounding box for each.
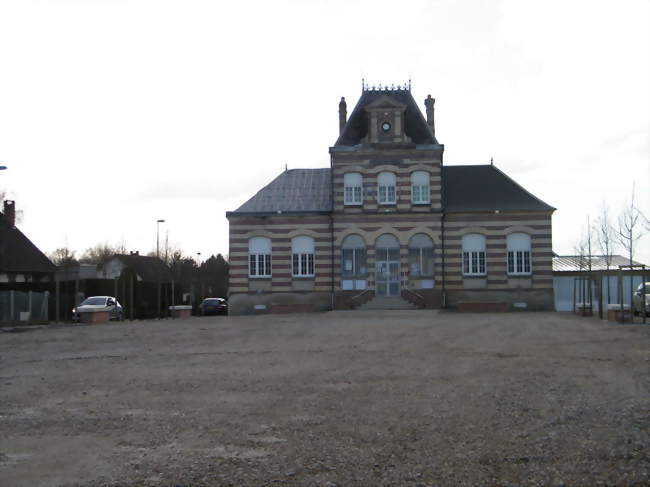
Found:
[408,233,434,277]
[249,237,272,277]
[292,236,315,277]
[462,234,486,276]
[507,233,532,275]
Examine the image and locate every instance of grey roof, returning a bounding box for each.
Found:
[443,165,554,212]
[231,169,332,215]
[0,215,56,274]
[229,164,554,216]
[553,255,646,272]
[336,89,437,146]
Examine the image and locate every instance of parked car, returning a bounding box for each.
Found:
[72,296,123,322]
[200,298,228,316]
[633,282,650,316]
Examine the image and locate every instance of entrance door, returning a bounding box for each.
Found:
[376,260,400,296]
[375,234,401,297]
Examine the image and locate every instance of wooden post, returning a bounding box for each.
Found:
[55,280,60,324]
[130,275,134,321]
[28,290,32,321]
[598,274,603,319]
[171,280,175,320]
[9,289,14,321]
[157,280,161,319]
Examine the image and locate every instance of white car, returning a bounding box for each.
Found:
[72,296,124,322]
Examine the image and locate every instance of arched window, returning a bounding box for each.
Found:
[292,236,315,277]
[409,233,434,277]
[411,171,430,204]
[341,234,367,290]
[462,234,486,276]
[507,233,531,275]
[377,172,396,204]
[344,172,363,205]
[249,237,271,277]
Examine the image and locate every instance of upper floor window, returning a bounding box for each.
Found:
[249,237,271,277]
[409,233,434,277]
[462,234,486,276]
[411,171,430,204]
[377,172,396,205]
[507,233,531,275]
[292,236,315,277]
[344,172,363,205]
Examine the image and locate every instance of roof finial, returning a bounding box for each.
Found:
[490,157,493,165]
[362,77,365,92]
[408,78,411,91]
[285,163,288,172]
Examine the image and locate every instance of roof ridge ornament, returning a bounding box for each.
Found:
[361,79,412,92]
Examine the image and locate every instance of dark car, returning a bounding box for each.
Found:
[201,298,228,316]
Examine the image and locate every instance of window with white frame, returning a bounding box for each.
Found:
[507,233,531,275]
[344,172,363,205]
[248,237,272,277]
[377,172,397,204]
[462,234,486,276]
[408,233,434,277]
[411,171,430,204]
[292,236,315,277]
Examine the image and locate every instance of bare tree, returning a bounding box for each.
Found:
[79,243,120,265]
[49,247,79,267]
[595,203,616,303]
[616,184,644,266]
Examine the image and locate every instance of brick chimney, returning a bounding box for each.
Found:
[3,200,15,228]
[338,97,347,134]
[424,95,435,137]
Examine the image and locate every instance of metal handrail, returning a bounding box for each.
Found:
[403,288,424,300]
[350,289,371,301]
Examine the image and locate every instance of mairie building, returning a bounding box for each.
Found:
[226,85,555,315]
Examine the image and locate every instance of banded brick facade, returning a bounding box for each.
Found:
[226,86,555,314]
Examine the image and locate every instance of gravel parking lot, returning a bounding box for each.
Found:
[1,311,648,486]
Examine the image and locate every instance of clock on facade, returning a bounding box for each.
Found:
[381,121,391,132]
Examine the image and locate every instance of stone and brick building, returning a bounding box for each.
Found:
[226,85,555,314]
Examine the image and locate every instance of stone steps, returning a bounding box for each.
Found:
[358,296,418,310]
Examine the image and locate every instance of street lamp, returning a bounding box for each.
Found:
[156,219,165,258]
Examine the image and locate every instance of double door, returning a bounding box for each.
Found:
[376,247,400,297]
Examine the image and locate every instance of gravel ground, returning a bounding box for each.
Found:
[0,311,648,487]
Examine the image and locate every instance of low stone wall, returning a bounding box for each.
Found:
[228,292,331,316]
[445,288,554,311]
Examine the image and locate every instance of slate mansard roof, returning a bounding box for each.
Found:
[228,165,553,216]
[336,89,438,146]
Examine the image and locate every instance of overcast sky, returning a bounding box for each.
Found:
[0,0,648,265]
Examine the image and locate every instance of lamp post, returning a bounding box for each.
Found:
[156,219,165,258]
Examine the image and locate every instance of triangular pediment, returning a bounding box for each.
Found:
[364,94,407,111]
